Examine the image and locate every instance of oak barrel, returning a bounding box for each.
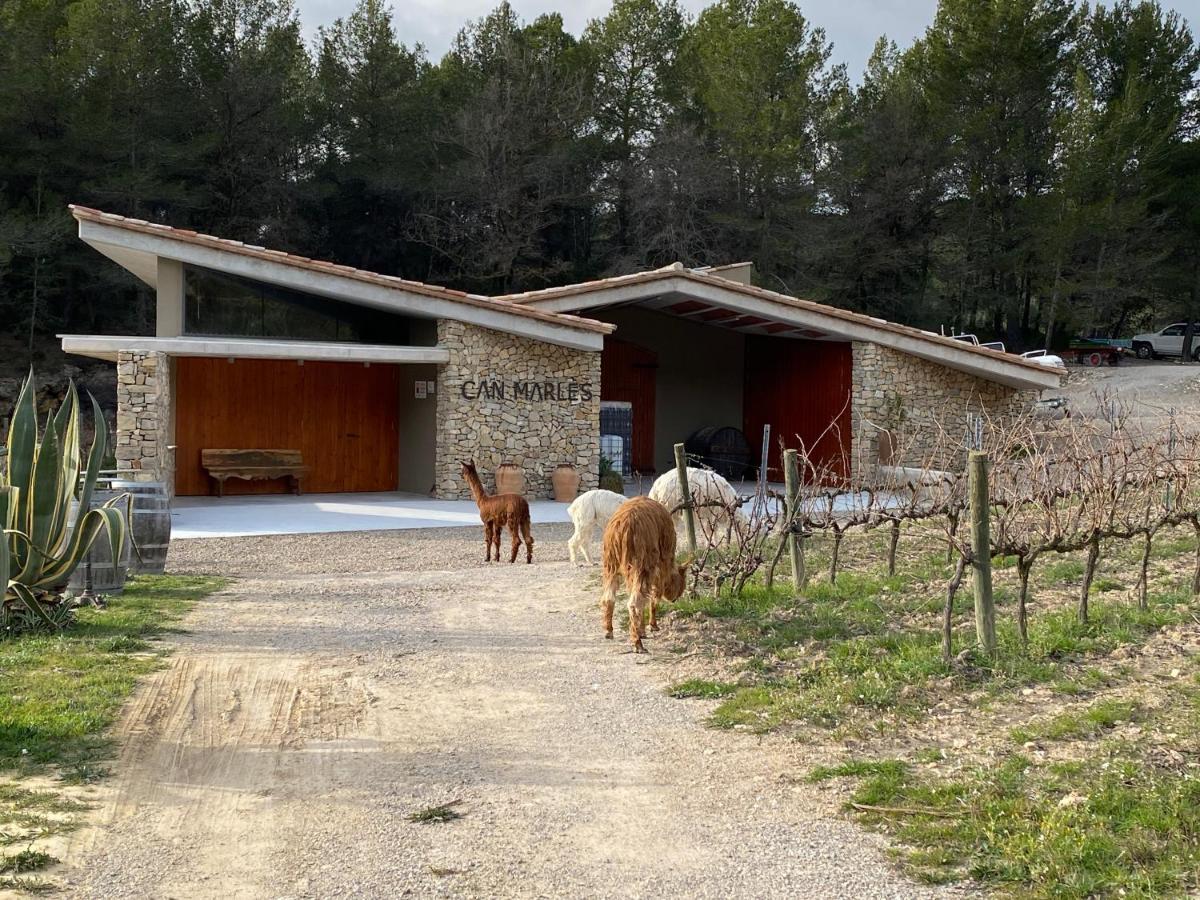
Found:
[110,480,172,575]
[66,489,133,596]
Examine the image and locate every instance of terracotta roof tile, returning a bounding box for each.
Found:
[496,267,1060,379]
[69,205,614,337]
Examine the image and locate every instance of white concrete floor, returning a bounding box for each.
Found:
[171,491,573,539]
[170,480,895,539]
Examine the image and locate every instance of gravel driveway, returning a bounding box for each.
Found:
[60,525,952,899]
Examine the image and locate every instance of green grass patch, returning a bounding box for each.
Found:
[408,801,463,823]
[1011,699,1140,744]
[672,545,1191,733]
[819,745,1200,897]
[667,679,739,699]
[0,575,225,773]
[0,850,55,875]
[1041,558,1085,583]
[700,594,1187,732]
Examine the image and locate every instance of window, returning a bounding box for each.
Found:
[183,265,435,346]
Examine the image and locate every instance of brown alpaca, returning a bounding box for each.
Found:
[601,497,689,653]
[460,460,534,564]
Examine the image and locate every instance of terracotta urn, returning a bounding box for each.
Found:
[552,464,581,502]
[494,463,526,496]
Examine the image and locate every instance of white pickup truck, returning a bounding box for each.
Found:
[1131,323,1200,360]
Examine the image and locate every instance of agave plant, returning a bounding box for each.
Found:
[2,372,128,627]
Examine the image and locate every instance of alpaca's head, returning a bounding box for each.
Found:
[460,459,478,479]
[662,560,691,602]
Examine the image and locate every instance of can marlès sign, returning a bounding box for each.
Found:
[460,379,594,402]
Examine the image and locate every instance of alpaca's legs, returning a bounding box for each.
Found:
[568,525,581,564]
[509,523,521,564]
[522,517,533,564]
[490,522,502,562]
[483,522,495,562]
[648,592,659,631]
[578,521,594,566]
[628,591,647,653]
[601,573,618,640]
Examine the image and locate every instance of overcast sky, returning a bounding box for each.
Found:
[294,0,931,77]
[294,0,1197,77]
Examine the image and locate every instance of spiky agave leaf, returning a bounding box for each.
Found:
[47,382,82,560]
[5,372,36,573]
[0,487,12,603]
[7,582,59,630]
[18,408,65,584]
[2,374,129,601]
[37,500,128,589]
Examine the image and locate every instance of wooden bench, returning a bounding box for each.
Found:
[201,449,309,497]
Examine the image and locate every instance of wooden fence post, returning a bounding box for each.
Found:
[784,449,806,592]
[674,443,697,557]
[969,450,996,656]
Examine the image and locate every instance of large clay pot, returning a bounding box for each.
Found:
[552,464,581,502]
[494,463,526,496]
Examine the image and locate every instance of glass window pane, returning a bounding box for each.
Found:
[182,265,431,346]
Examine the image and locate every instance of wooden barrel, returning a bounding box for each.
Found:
[109,481,172,575]
[66,489,132,596]
[685,426,753,480]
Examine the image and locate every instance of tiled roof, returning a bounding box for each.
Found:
[69,206,615,336]
[496,265,1059,378]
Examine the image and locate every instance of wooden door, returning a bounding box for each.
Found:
[601,338,657,472]
[174,357,401,495]
[743,337,852,481]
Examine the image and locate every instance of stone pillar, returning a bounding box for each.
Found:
[115,351,173,492]
[434,320,602,500]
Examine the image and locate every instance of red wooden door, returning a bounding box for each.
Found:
[601,338,657,472]
[743,337,852,481]
[174,357,400,495]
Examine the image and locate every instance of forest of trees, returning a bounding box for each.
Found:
[0,0,1196,356]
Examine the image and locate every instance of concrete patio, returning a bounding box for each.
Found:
[171,492,575,539]
[169,480,903,539]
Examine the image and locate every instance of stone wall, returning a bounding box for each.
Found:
[435,321,601,499]
[115,351,172,490]
[850,342,1037,478]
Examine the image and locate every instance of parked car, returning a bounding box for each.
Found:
[1130,323,1200,360]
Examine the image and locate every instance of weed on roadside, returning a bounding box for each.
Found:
[408,801,463,824]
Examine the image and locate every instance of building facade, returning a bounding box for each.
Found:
[62,206,1062,500]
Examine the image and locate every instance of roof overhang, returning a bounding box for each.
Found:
[72,207,611,352]
[59,334,451,365]
[504,272,1063,392]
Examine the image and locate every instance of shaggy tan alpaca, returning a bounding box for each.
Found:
[461,460,534,564]
[601,497,689,653]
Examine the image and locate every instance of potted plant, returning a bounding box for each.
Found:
[599,455,624,494]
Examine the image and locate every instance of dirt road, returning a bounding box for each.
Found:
[60,527,949,899]
[1062,358,1200,421]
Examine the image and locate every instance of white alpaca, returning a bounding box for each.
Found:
[567,489,627,565]
[648,468,747,542]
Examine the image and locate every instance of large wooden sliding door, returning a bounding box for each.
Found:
[743,337,852,481]
[601,338,658,473]
[174,357,400,495]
